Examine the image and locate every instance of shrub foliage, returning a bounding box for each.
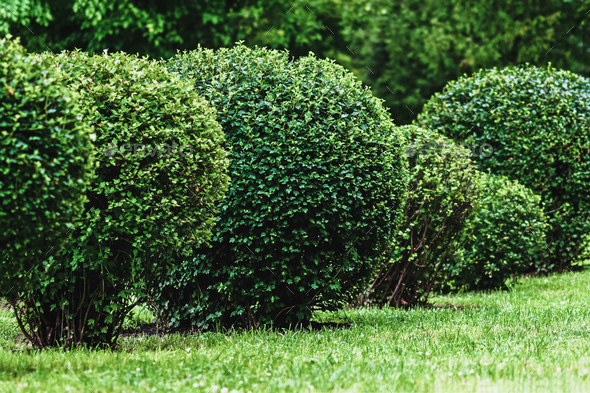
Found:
[10,50,229,348]
[357,126,480,308]
[419,65,590,271]
[339,0,590,124]
[155,44,408,329]
[0,36,93,293]
[445,173,549,291]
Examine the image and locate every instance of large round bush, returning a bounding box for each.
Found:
[357,125,481,308]
[12,50,229,348]
[0,36,93,292]
[157,45,408,329]
[419,65,590,271]
[445,173,549,291]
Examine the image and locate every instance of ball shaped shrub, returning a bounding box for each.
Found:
[0,36,93,292]
[158,44,408,329]
[358,125,481,308]
[419,65,590,271]
[445,173,549,291]
[13,50,229,348]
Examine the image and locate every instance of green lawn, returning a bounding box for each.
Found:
[1,271,589,393]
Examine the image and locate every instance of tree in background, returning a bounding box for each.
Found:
[338,0,590,124]
[0,0,344,59]
[4,0,590,124]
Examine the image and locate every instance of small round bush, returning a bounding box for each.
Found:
[158,44,408,329]
[12,50,229,348]
[358,125,481,308]
[0,36,93,291]
[418,65,590,271]
[445,173,549,291]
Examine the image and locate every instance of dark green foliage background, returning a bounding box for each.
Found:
[153,45,408,329]
[360,126,480,308]
[446,173,549,291]
[418,65,590,271]
[0,0,344,59]
[0,36,93,292]
[5,0,590,124]
[337,0,590,124]
[11,50,229,347]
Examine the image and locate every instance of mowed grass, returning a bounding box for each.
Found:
[0,271,589,393]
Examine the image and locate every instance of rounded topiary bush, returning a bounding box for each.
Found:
[445,173,549,291]
[418,65,590,271]
[12,50,229,348]
[0,36,93,292]
[357,125,481,308]
[157,44,408,329]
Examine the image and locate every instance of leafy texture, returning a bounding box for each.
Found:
[154,44,408,329]
[446,173,549,291]
[7,0,590,126]
[338,0,590,124]
[9,50,229,348]
[1,0,343,60]
[0,36,93,293]
[419,65,590,271]
[357,126,480,308]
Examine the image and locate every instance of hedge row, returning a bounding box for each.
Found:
[419,65,590,273]
[2,36,586,348]
[1,38,408,345]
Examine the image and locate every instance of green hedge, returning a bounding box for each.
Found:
[446,173,549,291]
[10,50,229,348]
[419,65,590,271]
[154,44,408,329]
[0,36,93,292]
[358,125,481,307]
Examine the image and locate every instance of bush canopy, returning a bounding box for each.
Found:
[154,44,408,329]
[0,36,93,293]
[10,50,229,348]
[419,65,590,271]
[358,125,480,308]
[445,173,549,291]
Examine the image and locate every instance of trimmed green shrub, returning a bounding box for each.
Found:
[0,36,93,293]
[10,50,229,348]
[357,126,481,308]
[445,173,549,291]
[155,44,408,329]
[419,65,590,271]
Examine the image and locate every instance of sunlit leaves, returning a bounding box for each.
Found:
[0,36,93,292]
